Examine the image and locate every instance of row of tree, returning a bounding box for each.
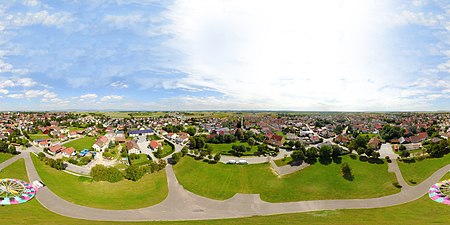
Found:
[0,141,18,155]
[291,144,345,162]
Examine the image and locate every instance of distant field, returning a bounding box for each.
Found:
[63,136,96,152]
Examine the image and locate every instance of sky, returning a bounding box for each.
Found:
[0,0,448,111]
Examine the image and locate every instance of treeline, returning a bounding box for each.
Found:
[0,141,18,155]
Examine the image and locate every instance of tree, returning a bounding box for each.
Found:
[186,126,196,136]
[291,150,305,162]
[231,144,246,157]
[319,145,332,158]
[341,162,353,180]
[7,145,17,154]
[305,147,319,158]
[213,154,221,163]
[91,165,109,181]
[399,150,410,158]
[171,152,183,165]
[154,147,163,158]
[124,165,145,181]
[399,145,406,151]
[106,167,124,183]
[53,159,64,170]
[294,141,302,149]
[331,145,342,157]
[248,137,256,147]
[181,146,188,156]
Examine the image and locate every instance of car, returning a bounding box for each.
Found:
[32,180,45,189]
[227,160,236,164]
[238,160,248,164]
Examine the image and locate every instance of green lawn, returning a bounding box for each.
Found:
[0,152,14,163]
[130,154,152,165]
[0,158,28,181]
[148,135,161,140]
[31,154,168,209]
[158,141,174,158]
[63,136,96,152]
[1,156,450,225]
[274,156,294,167]
[209,141,258,156]
[398,153,450,185]
[29,133,51,141]
[173,155,399,202]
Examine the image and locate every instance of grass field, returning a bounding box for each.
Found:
[1,157,450,225]
[274,156,294,167]
[158,142,174,158]
[173,155,399,201]
[63,136,96,152]
[130,154,152,165]
[0,152,14,163]
[29,133,51,141]
[209,141,258,156]
[31,154,168,209]
[0,158,28,181]
[148,135,161,140]
[398,153,450,185]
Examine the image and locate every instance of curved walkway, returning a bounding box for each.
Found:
[1,151,450,221]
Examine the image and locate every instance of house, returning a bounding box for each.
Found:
[367,137,381,150]
[166,132,178,140]
[59,134,68,141]
[92,136,110,152]
[409,132,428,143]
[175,132,189,143]
[62,147,76,157]
[335,135,350,144]
[128,129,154,137]
[48,145,63,155]
[126,140,141,154]
[38,140,51,148]
[268,134,285,147]
[149,140,162,151]
[310,135,321,144]
[68,130,79,139]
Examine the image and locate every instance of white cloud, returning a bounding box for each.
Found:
[101,95,123,101]
[0,89,8,94]
[0,60,28,74]
[162,0,422,111]
[393,10,445,27]
[110,81,129,88]
[6,11,72,28]
[80,93,98,100]
[0,77,37,88]
[7,89,56,99]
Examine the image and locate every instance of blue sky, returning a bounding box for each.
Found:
[0,0,448,111]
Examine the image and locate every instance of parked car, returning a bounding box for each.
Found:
[227,160,236,164]
[238,160,248,164]
[32,180,45,189]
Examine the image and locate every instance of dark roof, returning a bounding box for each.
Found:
[128,129,154,135]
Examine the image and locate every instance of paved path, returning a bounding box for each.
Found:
[269,159,310,176]
[1,151,450,221]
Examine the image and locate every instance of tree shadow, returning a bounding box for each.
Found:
[343,173,354,181]
[305,157,317,165]
[290,160,303,167]
[358,156,368,162]
[349,154,357,160]
[332,157,342,164]
[319,157,332,165]
[367,158,384,164]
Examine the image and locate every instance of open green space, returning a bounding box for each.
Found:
[0,158,28,181]
[31,154,168,209]
[148,134,161,140]
[0,152,15,163]
[209,141,258,156]
[63,136,96,152]
[29,133,51,141]
[1,159,449,225]
[173,155,399,202]
[130,154,151,165]
[398,153,450,185]
[274,156,294,167]
[158,141,174,158]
